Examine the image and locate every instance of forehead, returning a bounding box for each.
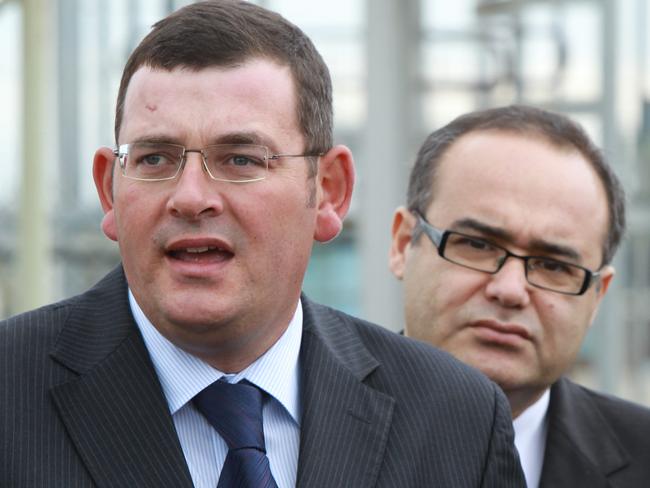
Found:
[428,130,609,263]
[119,59,300,145]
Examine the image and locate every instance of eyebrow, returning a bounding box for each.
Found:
[208,132,268,146]
[130,131,271,147]
[449,217,582,262]
[130,134,179,145]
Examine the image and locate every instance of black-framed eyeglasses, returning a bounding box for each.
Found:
[413,211,601,296]
[113,142,323,183]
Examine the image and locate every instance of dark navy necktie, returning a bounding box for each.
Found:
[193,379,279,488]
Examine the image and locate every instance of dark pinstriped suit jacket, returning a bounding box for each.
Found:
[0,267,525,487]
[539,377,650,487]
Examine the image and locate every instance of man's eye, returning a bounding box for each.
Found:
[456,236,494,251]
[216,153,265,167]
[536,259,573,275]
[140,154,166,166]
[231,155,259,166]
[133,150,177,167]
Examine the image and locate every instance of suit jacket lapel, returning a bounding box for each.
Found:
[540,377,629,488]
[296,297,395,488]
[49,267,194,488]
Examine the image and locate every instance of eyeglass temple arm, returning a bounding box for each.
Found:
[413,211,445,247]
[268,152,324,160]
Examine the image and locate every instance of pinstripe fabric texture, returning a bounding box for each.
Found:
[0,267,193,488]
[297,296,526,487]
[0,266,525,487]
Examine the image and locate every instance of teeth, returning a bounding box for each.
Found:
[185,246,216,253]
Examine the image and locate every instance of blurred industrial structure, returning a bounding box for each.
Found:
[1,0,649,404]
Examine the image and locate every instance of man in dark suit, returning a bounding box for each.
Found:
[0,2,524,487]
[390,104,650,487]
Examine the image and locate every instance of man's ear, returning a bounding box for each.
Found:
[93,146,118,242]
[589,264,615,325]
[388,207,415,280]
[313,145,355,243]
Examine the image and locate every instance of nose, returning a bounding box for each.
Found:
[484,256,531,308]
[166,153,224,220]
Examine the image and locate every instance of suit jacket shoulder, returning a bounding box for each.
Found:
[297,296,525,487]
[540,376,650,487]
[0,267,194,488]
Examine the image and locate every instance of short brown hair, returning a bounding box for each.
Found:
[407,105,626,265]
[114,0,332,177]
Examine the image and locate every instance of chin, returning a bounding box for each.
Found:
[481,364,534,391]
[458,350,527,381]
[171,306,230,327]
[158,297,234,329]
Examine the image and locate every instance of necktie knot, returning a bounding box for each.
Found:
[193,379,265,451]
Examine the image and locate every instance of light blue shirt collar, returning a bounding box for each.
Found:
[129,290,302,426]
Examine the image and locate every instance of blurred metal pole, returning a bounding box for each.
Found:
[360,0,421,330]
[595,0,624,395]
[16,0,52,312]
[57,0,79,209]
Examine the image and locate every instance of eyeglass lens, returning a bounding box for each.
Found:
[441,232,587,294]
[120,142,268,182]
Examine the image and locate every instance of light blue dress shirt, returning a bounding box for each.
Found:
[129,290,302,488]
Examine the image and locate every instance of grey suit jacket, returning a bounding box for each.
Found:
[539,377,650,487]
[0,267,525,487]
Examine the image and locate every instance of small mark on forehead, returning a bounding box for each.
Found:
[145,103,157,112]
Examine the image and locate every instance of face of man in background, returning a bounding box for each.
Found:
[93,58,353,372]
[390,130,614,416]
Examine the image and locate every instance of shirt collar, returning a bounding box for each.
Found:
[513,388,550,488]
[129,290,302,425]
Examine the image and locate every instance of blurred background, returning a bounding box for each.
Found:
[1,0,649,404]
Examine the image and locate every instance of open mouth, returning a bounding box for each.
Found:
[167,246,234,263]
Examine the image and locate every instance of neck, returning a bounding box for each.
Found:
[507,387,549,419]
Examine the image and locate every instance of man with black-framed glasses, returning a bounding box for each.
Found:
[390,104,650,488]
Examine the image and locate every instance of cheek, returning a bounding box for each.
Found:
[113,189,163,256]
[536,296,592,359]
[403,259,477,339]
[117,183,165,222]
[244,186,315,233]
[241,189,316,257]
[431,266,486,311]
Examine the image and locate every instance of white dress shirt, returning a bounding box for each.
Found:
[129,290,302,488]
[513,389,550,488]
